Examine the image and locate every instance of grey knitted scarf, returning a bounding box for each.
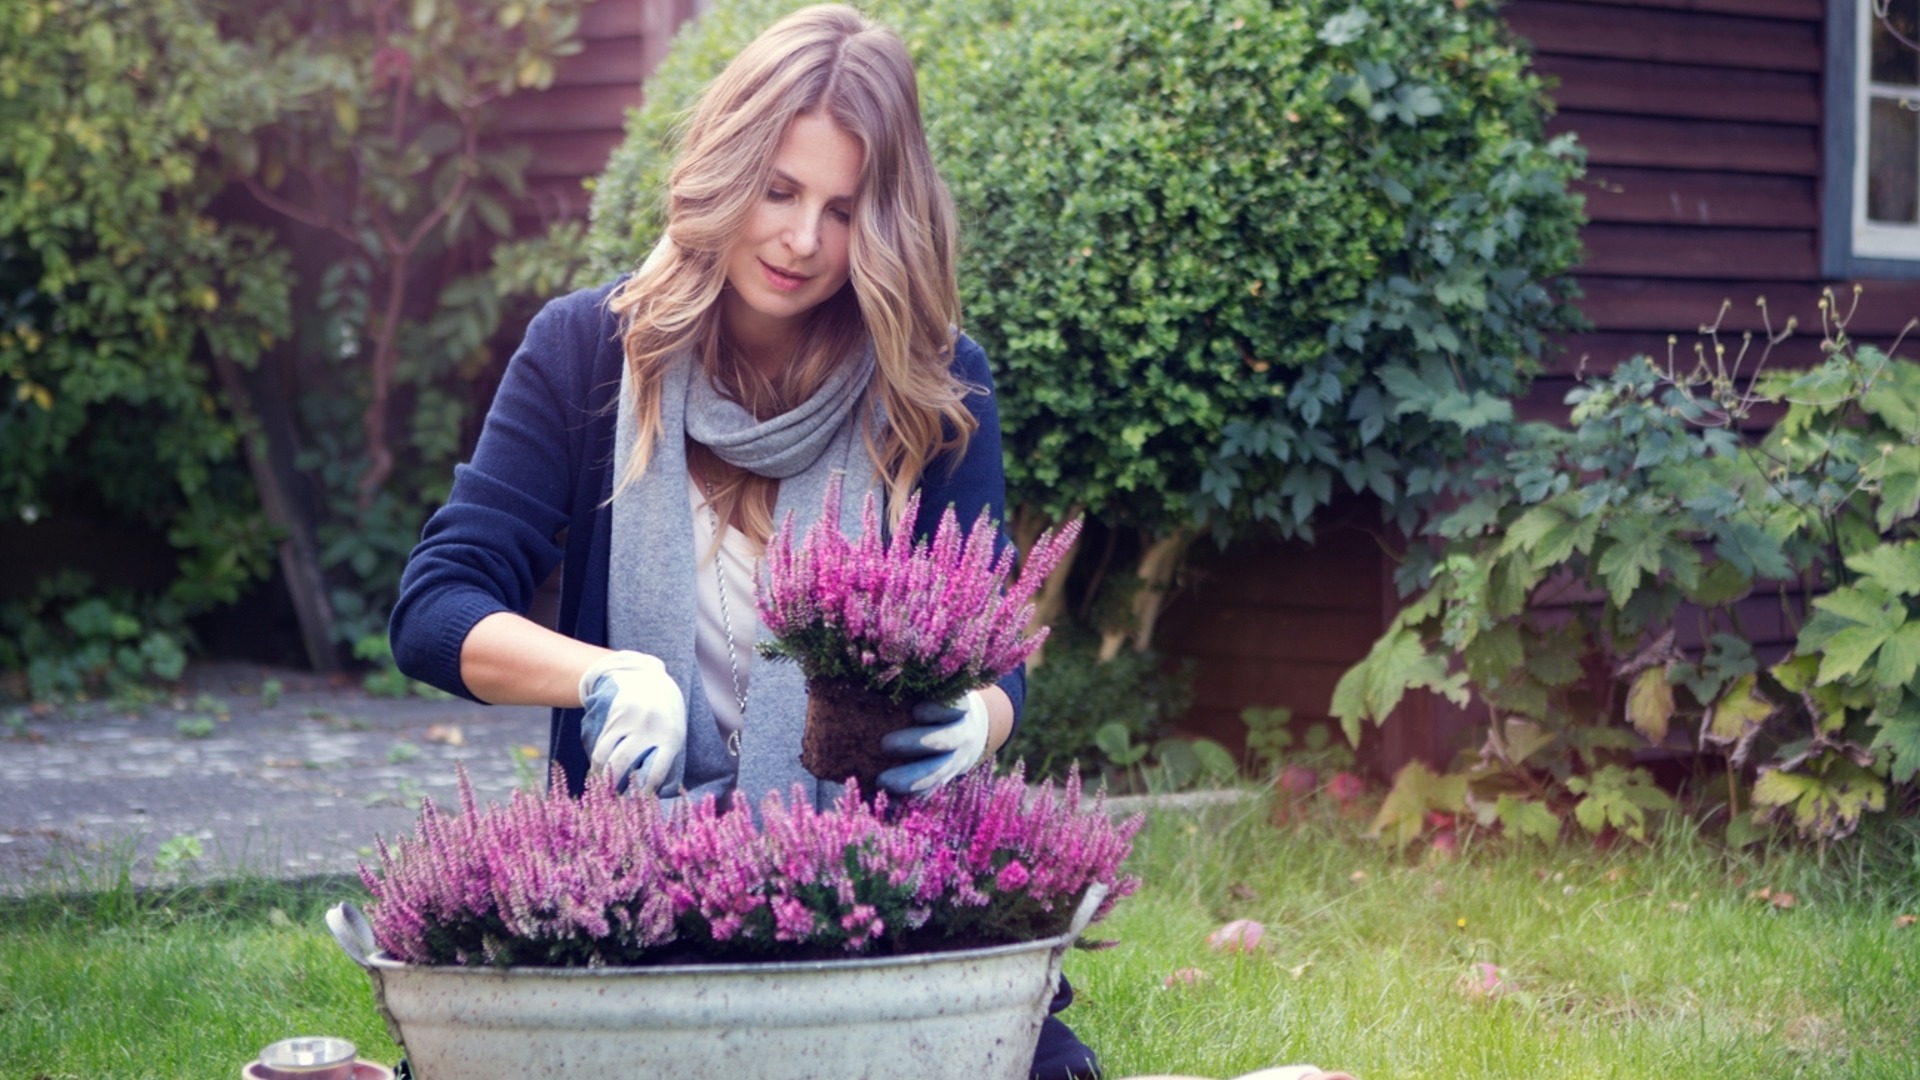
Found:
[608,345,877,810]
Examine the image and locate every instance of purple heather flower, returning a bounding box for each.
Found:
[757,477,1082,704]
[360,765,1135,967]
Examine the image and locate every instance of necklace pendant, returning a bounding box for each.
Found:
[728,729,741,758]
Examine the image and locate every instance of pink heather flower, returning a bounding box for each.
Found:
[757,477,1082,703]
[360,765,1135,967]
[995,860,1031,892]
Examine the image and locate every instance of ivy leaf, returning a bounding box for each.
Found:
[1566,765,1676,842]
[1332,626,1450,740]
[1810,585,1906,685]
[1596,514,1667,607]
[1495,717,1556,766]
[1430,391,1512,432]
[1845,542,1920,597]
[1876,622,1920,690]
[1369,761,1466,848]
[1704,673,1776,743]
[1753,758,1887,841]
[1493,794,1561,846]
[1626,666,1674,744]
[1875,445,1920,531]
[1869,694,1920,785]
[1498,503,1565,559]
[1713,521,1790,582]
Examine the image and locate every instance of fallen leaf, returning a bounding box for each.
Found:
[1162,967,1211,989]
[1751,886,1773,902]
[1668,901,1691,913]
[1770,891,1797,910]
[1604,867,1624,883]
[1895,914,1916,929]
[1326,771,1366,807]
[1349,870,1368,884]
[1287,961,1313,980]
[1207,919,1266,954]
[424,723,465,747]
[1461,961,1505,1000]
[517,745,543,759]
[1228,883,1260,903]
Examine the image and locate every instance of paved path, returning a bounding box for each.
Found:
[0,663,545,892]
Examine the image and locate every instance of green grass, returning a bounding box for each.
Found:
[1067,798,1920,1079]
[2,797,1916,1079]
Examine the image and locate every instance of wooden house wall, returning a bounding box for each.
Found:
[1155,0,1920,770]
[494,0,700,226]
[1510,0,1920,408]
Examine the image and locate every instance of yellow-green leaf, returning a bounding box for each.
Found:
[1705,673,1774,743]
[1627,666,1674,744]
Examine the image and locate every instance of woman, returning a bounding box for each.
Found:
[389,6,1098,1077]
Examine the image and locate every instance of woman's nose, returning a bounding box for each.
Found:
[783,211,821,257]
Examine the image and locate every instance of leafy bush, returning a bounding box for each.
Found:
[582,0,1585,663]
[212,0,594,648]
[0,0,292,695]
[1336,294,1920,849]
[1004,630,1194,783]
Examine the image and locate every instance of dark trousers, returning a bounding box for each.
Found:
[1031,976,1100,1080]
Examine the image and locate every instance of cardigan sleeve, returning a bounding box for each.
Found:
[914,333,1028,726]
[389,285,612,701]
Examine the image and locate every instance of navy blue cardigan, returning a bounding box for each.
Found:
[390,280,1025,788]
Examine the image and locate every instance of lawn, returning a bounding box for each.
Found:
[2,794,1915,1079]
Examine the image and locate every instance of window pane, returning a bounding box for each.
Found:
[1869,96,1920,223]
[1874,0,1920,86]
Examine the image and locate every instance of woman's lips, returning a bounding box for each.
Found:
[760,260,809,292]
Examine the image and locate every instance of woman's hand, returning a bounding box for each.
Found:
[877,690,996,795]
[578,651,687,793]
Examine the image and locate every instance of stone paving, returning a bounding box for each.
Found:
[0,662,545,891]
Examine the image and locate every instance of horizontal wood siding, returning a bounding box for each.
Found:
[1506,0,1871,417]
[495,0,698,225]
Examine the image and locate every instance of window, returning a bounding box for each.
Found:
[1825,0,1920,277]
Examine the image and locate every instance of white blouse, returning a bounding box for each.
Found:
[688,475,759,746]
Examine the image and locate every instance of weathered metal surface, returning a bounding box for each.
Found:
[327,886,1103,1080]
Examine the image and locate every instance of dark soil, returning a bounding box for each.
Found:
[799,678,916,791]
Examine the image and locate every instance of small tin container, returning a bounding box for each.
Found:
[252,1037,358,1080]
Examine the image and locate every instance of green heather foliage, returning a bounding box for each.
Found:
[1337,296,1920,848]
[0,0,291,690]
[584,0,1585,541]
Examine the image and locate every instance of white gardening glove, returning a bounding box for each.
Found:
[578,651,686,794]
[876,690,991,796]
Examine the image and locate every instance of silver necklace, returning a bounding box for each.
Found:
[705,480,747,758]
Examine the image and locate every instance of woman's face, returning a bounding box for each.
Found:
[720,112,863,372]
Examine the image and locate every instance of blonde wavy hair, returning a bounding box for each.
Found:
[606,3,973,547]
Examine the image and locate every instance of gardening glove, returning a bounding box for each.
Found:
[578,650,686,795]
[876,690,990,796]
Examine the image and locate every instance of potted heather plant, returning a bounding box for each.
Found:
[328,765,1138,1080]
[758,479,1082,789]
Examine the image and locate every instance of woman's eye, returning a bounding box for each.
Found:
[766,188,793,202]
[829,207,852,224]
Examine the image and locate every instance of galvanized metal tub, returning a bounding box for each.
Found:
[326,885,1103,1080]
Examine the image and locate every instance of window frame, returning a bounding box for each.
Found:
[1826,0,1920,279]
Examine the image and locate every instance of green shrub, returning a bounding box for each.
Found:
[587,0,1583,541]
[0,0,292,695]
[1336,294,1920,849]
[211,0,594,648]
[1003,630,1193,783]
